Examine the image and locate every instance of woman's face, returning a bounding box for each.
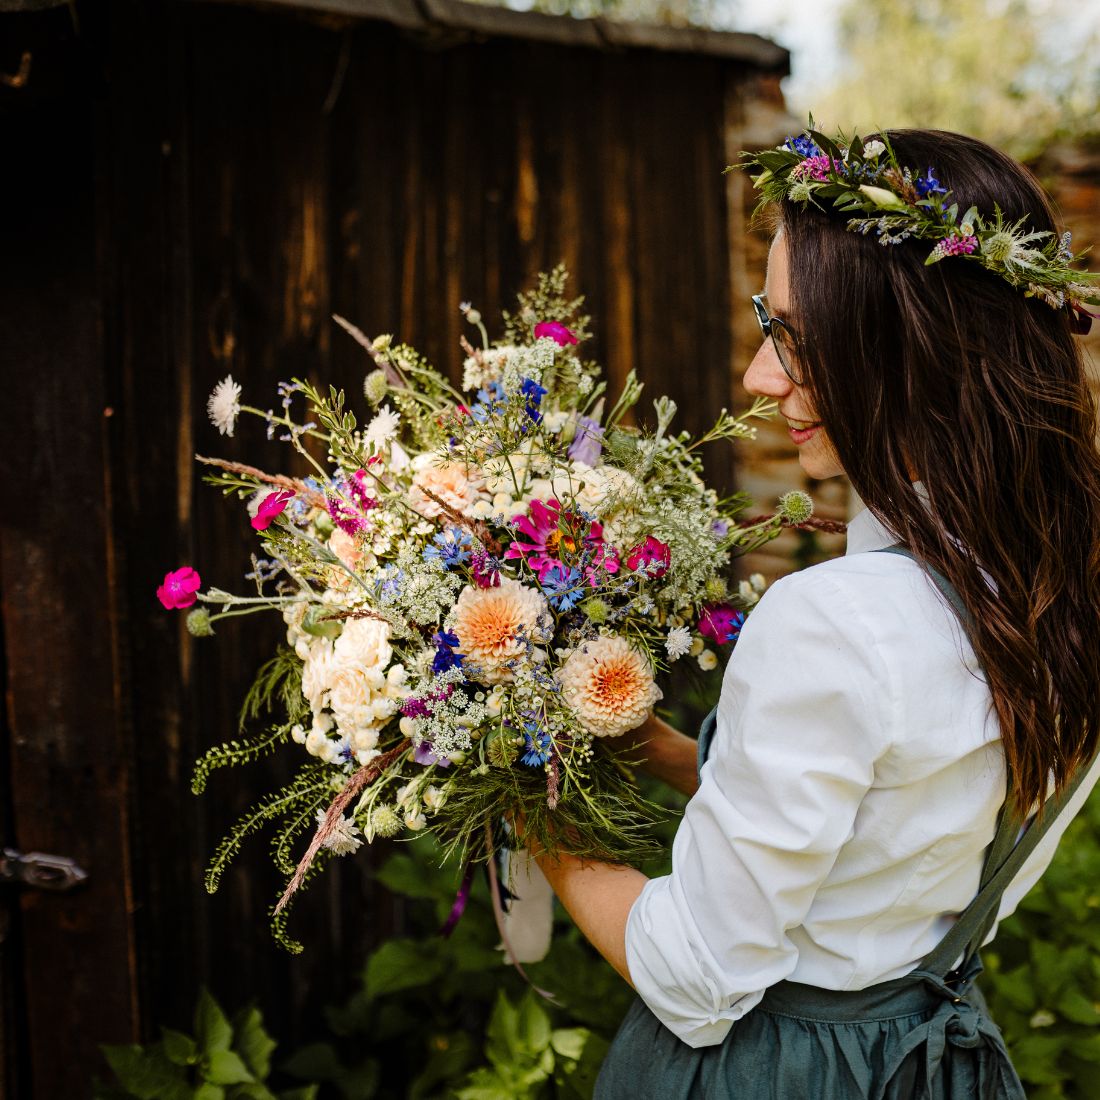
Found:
[744,233,845,481]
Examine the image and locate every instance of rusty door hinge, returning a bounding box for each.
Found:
[0,849,88,891]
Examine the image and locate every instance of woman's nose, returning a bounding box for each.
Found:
[743,338,793,400]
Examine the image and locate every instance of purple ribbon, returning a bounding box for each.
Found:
[439,861,476,938]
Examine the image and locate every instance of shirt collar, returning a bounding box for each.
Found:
[845,482,927,556]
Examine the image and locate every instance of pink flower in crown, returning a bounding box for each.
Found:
[791,154,841,183]
[534,321,578,347]
[626,536,671,579]
[251,489,295,531]
[157,566,201,610]
[698,602,746,646]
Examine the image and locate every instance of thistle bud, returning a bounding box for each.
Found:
[778,490,814,525]
[185,608,215,637]
[465,309,482,326]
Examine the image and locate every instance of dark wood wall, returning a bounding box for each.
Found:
[0,1,773,1093]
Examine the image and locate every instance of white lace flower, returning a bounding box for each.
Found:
[315,809,362,856]
[207,375,242,437]
[365,405,401,450]
[665,626,692,661]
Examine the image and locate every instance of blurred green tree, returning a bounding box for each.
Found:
[806,0,1100,160]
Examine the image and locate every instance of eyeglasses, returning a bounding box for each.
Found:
[752,294,804,385]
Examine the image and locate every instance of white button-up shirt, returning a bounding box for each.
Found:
[626,507,1100,1047]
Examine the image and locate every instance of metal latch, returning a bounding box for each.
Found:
[0,848,88,891]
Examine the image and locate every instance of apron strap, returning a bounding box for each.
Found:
[875,544,1094,979]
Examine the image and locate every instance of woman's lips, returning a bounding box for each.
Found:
[787,420,821,445]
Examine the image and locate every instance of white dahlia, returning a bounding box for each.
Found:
[556,635,662,738]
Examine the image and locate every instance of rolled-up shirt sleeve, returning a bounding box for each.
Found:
[625,570,893,1047]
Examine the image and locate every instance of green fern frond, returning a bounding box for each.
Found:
[270,798,323,876]
[239,647,307,731]
[204,766,330,895]
[191,723,292,796]
[269,848,335,955]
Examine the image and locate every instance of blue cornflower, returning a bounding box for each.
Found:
[423,527,473,570]
[785,134,821,158]
[540,563,584,612]
[915,167,948,198]
[472,381,507,422]
[520,723,553,767]
[520,377,548,424]
[376,567,404,602]
[431,630,465,673]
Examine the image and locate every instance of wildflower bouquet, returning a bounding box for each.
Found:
[165,268,811,951]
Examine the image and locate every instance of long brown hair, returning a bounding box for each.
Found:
[780,128,1100,816]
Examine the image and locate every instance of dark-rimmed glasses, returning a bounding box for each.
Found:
[752,294,804,385]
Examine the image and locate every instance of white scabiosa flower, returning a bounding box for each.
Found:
[664,626,692,661]
[364,404,401,450]
[370,804,403,838]
[315,809,363,856]
[207,374,242,437]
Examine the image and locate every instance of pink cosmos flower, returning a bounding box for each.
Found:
[157,566,201,610]
[251,489,295,531]
[534,321,578,346]
[626,536,671,578]
[505,498,618,585]
[698,603,746,645]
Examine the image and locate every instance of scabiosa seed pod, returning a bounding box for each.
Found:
[581,597,610,624]
[778,490,814,525]
[704,576,728,602]
[370,804,403,838]
[364,369,389,406]
[186,608,215,637]
[487,731,520,769]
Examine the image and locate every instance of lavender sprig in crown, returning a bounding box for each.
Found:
[733,122,1100,332]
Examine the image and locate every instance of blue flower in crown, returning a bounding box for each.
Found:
[785,134,822,158]
[914,167,948,198]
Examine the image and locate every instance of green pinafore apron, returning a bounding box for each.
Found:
[595,547,1094,1099]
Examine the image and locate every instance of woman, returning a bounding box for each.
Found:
[524,128,1100,1097]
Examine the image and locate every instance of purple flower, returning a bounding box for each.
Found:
[711,519,729,539]
[431,630,465,673]
[784,134,821,158]
[568,415,604,465]
[471,550,502,589]
[915,168,948,197]
[520,377,547,423]
[413,740,452,768]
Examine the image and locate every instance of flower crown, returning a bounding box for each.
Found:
[735,123,1099,334]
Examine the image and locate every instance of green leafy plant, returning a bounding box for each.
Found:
[982,791,1100,1099]
[97,988,318,1100]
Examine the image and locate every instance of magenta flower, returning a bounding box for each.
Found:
[157,566,201,610]
[251,489,295,531]
[504,498,569,581]
[698,602,746,645]
[929,234,978,261]
[626,536,671,578]
[791,154,841,182]
[534,321,578,347]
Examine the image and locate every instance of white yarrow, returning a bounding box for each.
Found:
[207,374,242,437]
[665,626,692,661]
[315,809,363,856]
[365,404,401,450]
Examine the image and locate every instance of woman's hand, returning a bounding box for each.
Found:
[616,712,700,797]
